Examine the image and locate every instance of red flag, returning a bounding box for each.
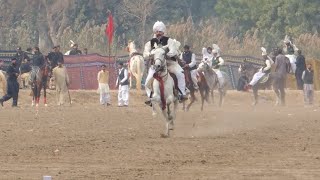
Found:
[105,13,114,44]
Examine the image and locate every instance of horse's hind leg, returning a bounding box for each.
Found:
[210,90,214,104]
[186,92,195,111]
[218,88,224,107]
[200,89,205,111]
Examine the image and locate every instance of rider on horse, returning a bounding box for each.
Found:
[30,47,45,83]
[246,47,273,89]
[283,35,299,73]
[211,44,225,88]
[143,21,187,106]
[180,45,198,90]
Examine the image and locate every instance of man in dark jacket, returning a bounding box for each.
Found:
[30,47,45,82]
[47,45,65,69]
[47,46,58,69]
[295,50,306,90]
[0,58,20,107]
[15,47,30,70]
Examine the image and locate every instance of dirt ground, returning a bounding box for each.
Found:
[0,89,320,180]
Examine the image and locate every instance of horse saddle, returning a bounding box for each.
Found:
[259,73,270,84]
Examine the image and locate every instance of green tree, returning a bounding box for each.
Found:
[215,0,320,47]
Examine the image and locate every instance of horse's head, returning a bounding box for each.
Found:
[198,59,211,73]
[127,40,137,54]
[151,45,167,72]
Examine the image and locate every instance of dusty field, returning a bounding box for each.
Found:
[0,89,320,180]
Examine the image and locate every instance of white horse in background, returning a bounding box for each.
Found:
[150,42,179,137]
[0,70,7,95]
[127,41,145,91]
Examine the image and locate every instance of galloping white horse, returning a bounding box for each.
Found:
[150,42,179,137]
[0,70,7,95]
[127,41,145,91]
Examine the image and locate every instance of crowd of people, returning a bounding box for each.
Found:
[0,43,86,107]
[0,21,315,108]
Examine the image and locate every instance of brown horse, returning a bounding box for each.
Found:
[182,67,210,111]
[30,63,50,107]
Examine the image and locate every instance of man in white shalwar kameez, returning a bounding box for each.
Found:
[97,64,110,106]
[211,46,225,87]
[247,47,273,88]
[143,21,187,106]
[116,62,129,107]
[52,62,70,105]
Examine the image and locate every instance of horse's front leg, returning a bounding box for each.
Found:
[186,92,195,111]
[36,83,41,107]
[199,89,205,111]
[31,83,36,106]
[43,85,47,107]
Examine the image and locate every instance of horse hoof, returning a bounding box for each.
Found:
[36,104,39,107]
[152,112,157,117]
[44,104,48,107]
[160,133,169,138]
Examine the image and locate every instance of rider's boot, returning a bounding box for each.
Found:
[144,92,153,107]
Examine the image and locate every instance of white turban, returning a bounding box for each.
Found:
[261,47,267,56]
[212,49,218,54]
[283,35,291,44]
[153,21,166,33]
[70,40,75,47]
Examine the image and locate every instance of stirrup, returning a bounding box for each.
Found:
[178,95,188,103]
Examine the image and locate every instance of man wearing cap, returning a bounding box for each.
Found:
[52,61,70,106]
[180,45,198,89]
[69,44,82,55]
[143,21,187,105]
[97,64,111,106]
[116,62,129,107]
[0,58,20,107]
[247,47,273,88]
